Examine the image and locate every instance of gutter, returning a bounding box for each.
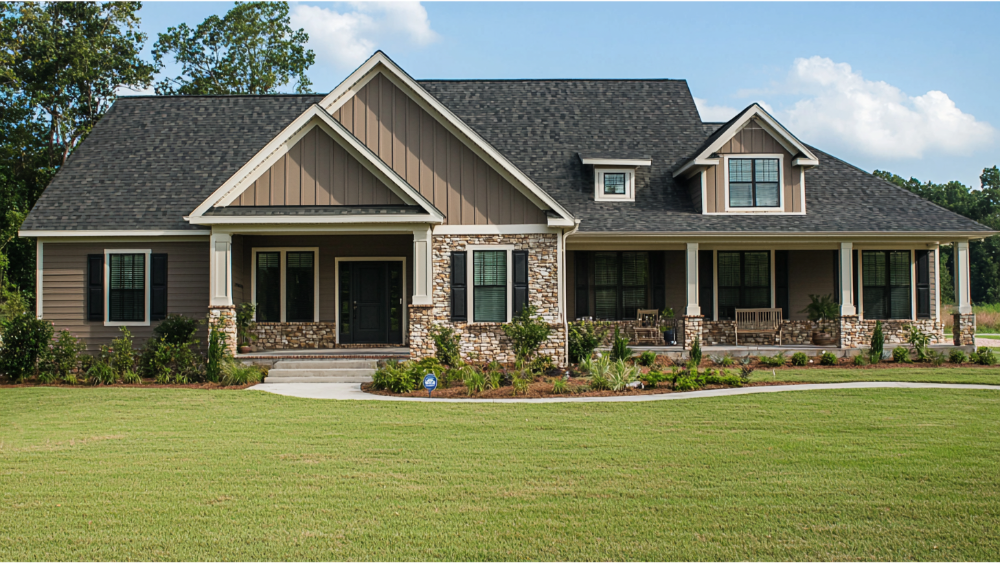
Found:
[560,219,581,366]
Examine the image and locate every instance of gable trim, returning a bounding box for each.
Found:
[189,105,444,222]
[319,52,575,224]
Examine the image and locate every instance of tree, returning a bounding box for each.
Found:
[152,2,315,95]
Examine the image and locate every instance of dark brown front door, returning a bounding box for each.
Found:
[339,261,404,344]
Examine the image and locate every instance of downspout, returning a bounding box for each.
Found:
[560,220,581,365]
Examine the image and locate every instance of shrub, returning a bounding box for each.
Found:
[607,326,632,362]
[551,378,567,394]
[486,369,504,390]
[568,321,605,364]
[121,370,142,384]
[928,350,947,367]
[372,360,420,393]
[461,365,486,395]
[39,330,86,383]
[530,355,555,375]
[235,302,257,347]
[705,371,742,387]
[802,294,839,321]
[109,327,136,377]
[222,359,264,386]
[205,325,229,383]
[429,324,462,367]
[141,338,202,384]
[637,350,657,367]
[511,371,531,396]
[869,320,885,364]
[971,347,997,366]
[609,359,638,392]
[906,325,931,362]
[690,336,702,366]
[0,313,53,382]
[791,352,809,366]
[949,349,968,364]
[820,351,838,366]
[87,360,116,385]
[673,375,700,392]
[738,365,754,385]
[589,371,610,391]
[853,354,869,366]
[154,315,200,345]
[892,346,911,363]
[758,353,786,368]
[720,355,735,368]
[643,370,666,389]
[502,305,551,363]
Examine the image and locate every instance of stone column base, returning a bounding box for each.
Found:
[682,316,703,350]
[953,313,976,346]
[408,304,435,361]
[208,305,238,356]
[838,315,860,348]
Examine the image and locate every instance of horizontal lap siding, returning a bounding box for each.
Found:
[43,241,210,351]
[788,250,836,320]
[332,72,547,225]
[707,123,802,213]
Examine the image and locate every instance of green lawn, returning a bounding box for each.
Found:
[3,388,1000,561]
[751,367,1000,385]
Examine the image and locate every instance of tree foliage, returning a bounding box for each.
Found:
[152,2,314,95]
[874,166,1000,304]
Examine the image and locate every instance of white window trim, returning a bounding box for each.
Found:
[104,249,151,327]
[723,154,784,213]
[594,168,635,202]
[250,247,320,323]
[466,244,515,324]
[333,256,408,345]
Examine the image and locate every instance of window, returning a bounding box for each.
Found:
[252,248,318,322]
[594,251,649,320]
[595,169,635,201]
[863,250,911,320]
[108,253,146,323]
[728,158,780,208]
[717,251,770,320]
[473,250,506,322]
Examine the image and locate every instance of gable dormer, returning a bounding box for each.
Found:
[674,104,818,215]
[578,154,652,202]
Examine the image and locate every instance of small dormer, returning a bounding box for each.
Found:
[673,104,818,215]
[579,154,652,202]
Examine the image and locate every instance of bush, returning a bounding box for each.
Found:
[637,350,657,367]
[589,371,610,391]
[738,365,754,385]
[928,350,947,367]
[222,359,264,386]
[609,359,638,392]
[720,355,734,368]
[758,353,786,367]
[643,370,666,389]
[530,355,555,375]
[141,338,202,384]
[235,302,257,347]
[791,352,809,366]
[87,360,116,385]
[690,336,702,366]
[551,378,567,394]
[429,324,461,367]
[869,320,885,364]
[205,325,229,383]
[568,321,605,364]
[511,371,531,396]
[705,371,742,387]
[154,315,200,345]
[461,365,486,395]
[39,330,86,383]
[853,354,869,366]
[820,351,838,366]
[502,305,551,363]
[892,346,911,363]
[949,349,968,364]
[0,313,54,382]
[485,368,504,390]
[971,347,997,366]
[673,375,700,392]
[121,370,142,384]
[906,325,931,362]
[372,360,420,393]
[109,327,136,377]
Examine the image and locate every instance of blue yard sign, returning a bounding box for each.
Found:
[423,373,438,397]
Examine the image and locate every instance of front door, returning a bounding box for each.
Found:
[339,261,404,344]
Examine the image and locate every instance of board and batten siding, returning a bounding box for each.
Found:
[331,72,548,225]
[42,241,210,351]
[704,122,802,214]
[229,127,405,207]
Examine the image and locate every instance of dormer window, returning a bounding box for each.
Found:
[580,154,651,203]
[726,156,782,210]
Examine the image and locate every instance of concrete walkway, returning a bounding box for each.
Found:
[247,381,1000,403]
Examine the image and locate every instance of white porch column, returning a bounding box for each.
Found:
[955,241,972,314]
[209,231,233,306]
[412,226,433,305]
[839,242,856,315]
[685,242,700,316]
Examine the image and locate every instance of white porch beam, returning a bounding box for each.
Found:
[685,242,700,316]
[955,241,972,314]
[412,226,433,305]
[209,231,233,306]
[839,242,856,315]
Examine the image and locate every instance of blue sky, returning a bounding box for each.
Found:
[135,2,1000,189]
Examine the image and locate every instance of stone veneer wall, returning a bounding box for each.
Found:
[953,313,976,346]
[247,322,401,351]
[839,317,944,348]
[408,233,566,366]
[700,319,840,346]
[207,305,237,356]
[682,316,703,350]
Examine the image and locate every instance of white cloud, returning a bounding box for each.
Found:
[291,2,439,72]
[693,98,739,122]
[778,56,994,159]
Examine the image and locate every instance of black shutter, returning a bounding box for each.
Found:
[916,249,930,319]
[450,251,467,321]
[775,250,789,319]
[512,250,529,316]
[87,254,104,322]
[651,251,666,312]
[698,250,714,320]
[574,251,589,318]
[150,254,168,321]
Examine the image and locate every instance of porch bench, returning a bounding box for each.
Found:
[735,308,783,345]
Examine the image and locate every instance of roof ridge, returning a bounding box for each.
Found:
[418,78,688,83]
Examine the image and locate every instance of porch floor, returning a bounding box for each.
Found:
[237,347,409,360]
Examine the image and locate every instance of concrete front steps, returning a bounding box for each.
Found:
[263,359,378,383]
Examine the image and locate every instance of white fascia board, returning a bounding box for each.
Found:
[320,52,576,225]
[671,158,719,179]
[792,157,820,167]
[580,158,652,167]
[433,224,559,235]
[187,214,441,226]
[19,229,208,238]
[546,216,576,227]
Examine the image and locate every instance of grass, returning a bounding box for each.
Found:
[750,367,1000,385]
[2,388,1000,561]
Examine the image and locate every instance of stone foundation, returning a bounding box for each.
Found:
[839,316,944,349]
[682,316,703,350]
[247,322,403,351]
[207,305,237,356]
[408,304,435,360]
[953,313,976,346]
[700,319,840,346]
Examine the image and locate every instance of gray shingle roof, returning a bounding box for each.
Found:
[419,79,991,234]
[22,94,324,232]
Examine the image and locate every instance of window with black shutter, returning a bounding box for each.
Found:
[450,251,467,321]
[512,250,528,316]
[87,254,104,322]
[108,253,146,322]
[916,250,930,318]
[150,254,167,321]
[473,250,506,322]
[717,251,770,320]
[862,250,911,320]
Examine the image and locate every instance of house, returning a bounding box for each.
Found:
[20,52,992,365]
